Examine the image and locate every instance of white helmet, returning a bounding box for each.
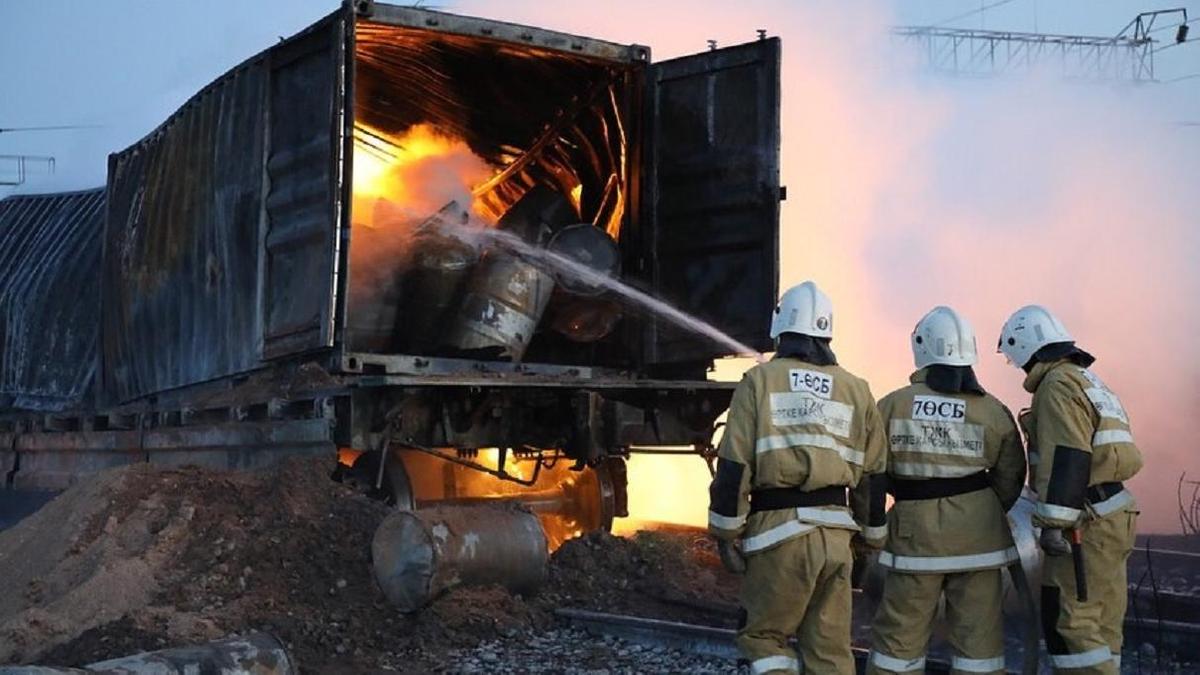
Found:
[997,304,1072,368]
[911,306,978,368]
[770,281,833,339]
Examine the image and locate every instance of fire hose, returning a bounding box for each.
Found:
[1007,558,1039,675]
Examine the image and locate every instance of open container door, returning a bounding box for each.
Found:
[643,38,780,369]
[262,12,349,360]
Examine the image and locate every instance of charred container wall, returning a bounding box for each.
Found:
[102,13,349,405]
[0,189,105,413]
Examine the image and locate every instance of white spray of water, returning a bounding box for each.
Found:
[430,215,767,363]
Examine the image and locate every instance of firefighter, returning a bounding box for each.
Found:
[867,306,1026,674]
[998,305,1142,674]
[708,280,887,675]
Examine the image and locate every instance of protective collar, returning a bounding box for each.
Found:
[912,365,986,395]
[1028,341,1095,369]
[1021,342,1096,392]
[774,333,838,366]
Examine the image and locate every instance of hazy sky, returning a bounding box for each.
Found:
[1,0,1196,192]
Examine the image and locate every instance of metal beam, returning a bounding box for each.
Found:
[892,25,1155,82]
[0,155,55,187]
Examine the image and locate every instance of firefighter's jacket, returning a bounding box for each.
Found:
[708,356,887,554]
[875,370,1027,574]
[1021,359,1142,530]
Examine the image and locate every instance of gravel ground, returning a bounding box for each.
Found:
[446,628,741,674]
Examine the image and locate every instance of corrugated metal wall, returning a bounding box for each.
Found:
[0,189,105,411]
[102,12,346,405]
[103,62,270,404]
[261,17,346,359]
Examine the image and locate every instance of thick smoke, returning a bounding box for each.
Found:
[465,0,1200,532]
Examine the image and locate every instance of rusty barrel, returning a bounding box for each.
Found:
[443,251,555,361]
[371,504,548,612]
[442,186,575,361]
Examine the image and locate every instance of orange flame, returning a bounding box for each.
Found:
[352,123,496,228]
[612,357,755,534]
[612,451,713,534]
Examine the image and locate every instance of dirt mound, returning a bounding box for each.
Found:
[0,458,737,672]
[0,458,413,671]
[538,529,740,626]
[0,464,180,662]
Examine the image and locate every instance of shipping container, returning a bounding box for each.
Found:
[2,2,781,533]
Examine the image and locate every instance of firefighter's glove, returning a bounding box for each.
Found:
[717,539,747,574]
[1039,528,1071,557]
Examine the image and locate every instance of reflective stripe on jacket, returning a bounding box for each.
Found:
[707,357,886,554]
[1022,360,1142,529]
[875,369,1027,573]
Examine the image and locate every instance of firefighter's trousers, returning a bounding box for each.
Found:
[868,568,1006,674]
[737,527,855,675]
[1041,509,1137,674]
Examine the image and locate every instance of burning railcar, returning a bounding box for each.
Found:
[0,2,780,541]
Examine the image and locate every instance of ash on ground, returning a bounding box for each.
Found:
[0,458,741,673]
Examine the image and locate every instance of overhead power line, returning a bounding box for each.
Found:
[1153,37,1197,55]
[0,125,99,134]
[931,0,1020,28]
[1147,16,1197,36]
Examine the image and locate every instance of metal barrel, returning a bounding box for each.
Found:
[442,186,576,361]
[545,223,620,297]
[444,252,555,361]
[403,230,478,352]
[544,223,624,342]
[0,632,293,675]
[371,504,549,612]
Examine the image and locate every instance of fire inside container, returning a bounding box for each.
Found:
[346,20,632,363]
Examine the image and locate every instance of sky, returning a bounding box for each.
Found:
[2,1,1197,190]
[2,1,1199,532]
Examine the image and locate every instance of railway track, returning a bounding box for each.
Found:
[1136,547,1200,560]
[555,608,959,674]
[557,607,1200,673]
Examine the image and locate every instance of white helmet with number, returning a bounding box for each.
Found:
[911,306,978,368]
[997,304,1072,368]
[770,281,833,339]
